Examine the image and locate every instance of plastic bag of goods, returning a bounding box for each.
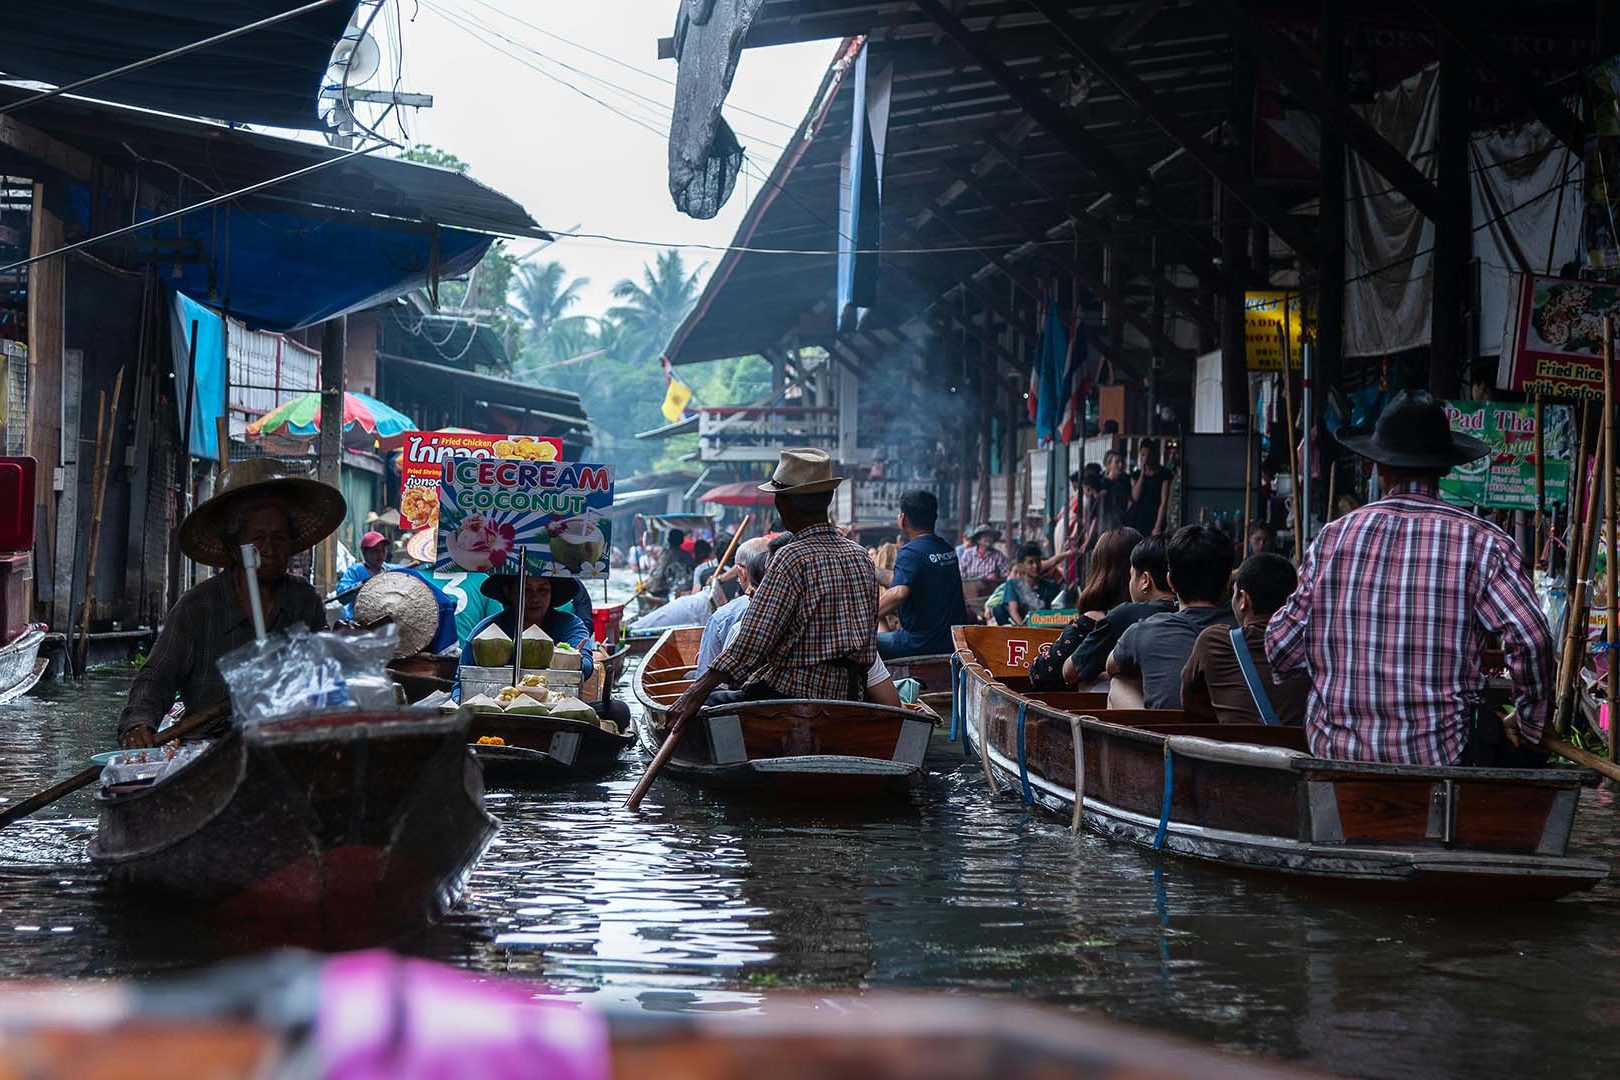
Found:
[218,624,400,724]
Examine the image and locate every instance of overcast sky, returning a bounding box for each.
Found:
[376,0,838,318]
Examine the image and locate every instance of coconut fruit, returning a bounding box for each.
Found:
[502,700,551,717]
[462,693,506,713]
[545,696,596,724]
[548,642,582,672]
[471,623,514,668]
[519,624,554,669]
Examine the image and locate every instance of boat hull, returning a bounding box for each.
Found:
[633,627,936,798]
[89,708,497,947]
[469,710,632,787]
[954,626,1609,900]
[0,625,46,704]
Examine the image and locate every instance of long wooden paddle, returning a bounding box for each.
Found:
[624,714,691,812]
[0,700,230,831]
[1543,734,1620,786]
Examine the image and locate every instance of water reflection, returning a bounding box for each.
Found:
[1,668,1618,1078]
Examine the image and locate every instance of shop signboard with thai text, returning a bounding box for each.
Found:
[1496,274,1620,399]
[1438,400,1572,512]
[1242,292,1308,371]
[398,430,563,533]
[435,458,614,579]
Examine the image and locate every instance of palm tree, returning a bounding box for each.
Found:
[606,249,705,366]
[510,261,591,368]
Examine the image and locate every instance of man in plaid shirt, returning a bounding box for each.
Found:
[667,450,879,729]
[1266,391,1553,766]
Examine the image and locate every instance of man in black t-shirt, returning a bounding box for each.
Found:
[877,490,968,658]
[1124,439,1171,536]
[1108,525,1237,708]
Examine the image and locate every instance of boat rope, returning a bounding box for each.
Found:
[1068,715,1086,834]
[1015,701,1034,807]
[1153,742,1174,851]
[948,654,962,742]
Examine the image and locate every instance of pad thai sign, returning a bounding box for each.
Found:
[398,430,563,532]
[1438,401,1571,512]
[1497,274,1620,399]
[435,459,614,579]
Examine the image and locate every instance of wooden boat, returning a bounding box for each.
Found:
[624,621,701,659]
[89,706,497,947]
[468,707,633,787]
[0,623,47,704]
[884,651,954,718]
[954,625,1610,900]
[632,627,938,798]
[0,954,1316,1080]
[388,652,458,703]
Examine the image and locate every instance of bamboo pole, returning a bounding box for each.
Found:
[1565,401,1592,598]
[1277,324,1302,563]
[1606,317,1617,763]
[1533,392,1545,569]
[74,365,124,677]
[1554,426,1603,736]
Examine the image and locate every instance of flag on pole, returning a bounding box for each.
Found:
[659,355,695,423]
[1033,307,1069,443]
[1058,309,1087,444]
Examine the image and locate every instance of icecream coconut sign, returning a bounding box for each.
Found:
[434,458,614,579]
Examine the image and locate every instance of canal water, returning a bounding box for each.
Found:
[2,667,1619,1079]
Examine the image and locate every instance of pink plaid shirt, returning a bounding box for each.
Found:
[1265,480,1552,765]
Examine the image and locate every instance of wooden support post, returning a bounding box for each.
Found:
[1429,35,1470,397]
[76,366,123,676]
[318,317,346,593]
[23,182,63,623]
[1606,318,1617,761]
[1318,0,1346,414]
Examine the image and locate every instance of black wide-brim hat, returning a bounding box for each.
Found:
[1335,389,1490,469]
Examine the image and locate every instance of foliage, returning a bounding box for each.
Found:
[400,144,470,173]
[503,248,774,476]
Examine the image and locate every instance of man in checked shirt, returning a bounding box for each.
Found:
[666,448,879,730]
[1266,390,1554,767]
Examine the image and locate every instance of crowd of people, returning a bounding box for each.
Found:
[669,388,1556,771]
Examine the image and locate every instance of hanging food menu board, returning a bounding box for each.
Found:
[435,458,614,579]
[1438,400,1572,512]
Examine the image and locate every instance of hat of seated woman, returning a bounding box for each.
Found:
[758,447,844,494]
[1335,389,1489,469]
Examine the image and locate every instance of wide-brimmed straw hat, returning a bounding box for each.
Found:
[757,447,844,494]
[1336,389,1489,470]
[479,573,577,607]
[178,458,346,568]
[353,571,439,657]
[968,523,1001,542]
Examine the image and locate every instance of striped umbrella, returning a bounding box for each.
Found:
[246,391,416,451]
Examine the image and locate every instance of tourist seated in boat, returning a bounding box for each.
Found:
[1028,527,1140,690]
[1181,553,1309,725]
[1106,525,1236,709]
[335,530,399,618]
[1266,390,1552,766]
[666,448,880,724]
[689,539,717,594]
[987,545,1047,626]
[460,573,594,688]
[958,524,1011,583]
[117,460,345,749]
[875,489,968,659]
[695,536,773,676]
[645,529,695,599]
[626,587,717,633]
[1059,534,1177,688]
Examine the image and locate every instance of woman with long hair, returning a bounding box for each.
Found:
[1028,526,1142,690]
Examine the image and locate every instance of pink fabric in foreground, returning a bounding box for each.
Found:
[319,952,609,1080]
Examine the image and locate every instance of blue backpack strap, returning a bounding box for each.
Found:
[1229,626,1281,726]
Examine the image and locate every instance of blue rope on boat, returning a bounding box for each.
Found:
[1153,742,1173,850]
[1015,701,1034,806]
[948,655,962,742]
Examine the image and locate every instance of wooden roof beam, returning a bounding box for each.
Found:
[915,0,1223,281]
[1192,0,1443,223]
[952,169,1191,361]
[1409,0,1583,153]
[1025,0,1316,267]
[979,131,1217,337]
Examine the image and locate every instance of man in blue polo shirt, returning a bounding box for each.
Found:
[876,490,968,659]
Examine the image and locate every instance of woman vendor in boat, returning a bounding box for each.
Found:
[461,573,595,688]
[117,460,346,749]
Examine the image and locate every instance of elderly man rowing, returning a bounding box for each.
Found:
[118,460,346,749]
